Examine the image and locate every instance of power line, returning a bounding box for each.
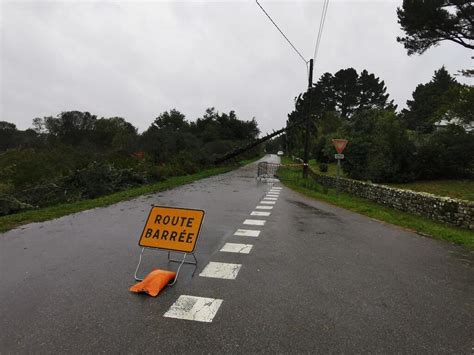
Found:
[255,0,308,65]
[313,0,330,65]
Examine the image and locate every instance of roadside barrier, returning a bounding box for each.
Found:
[257,162,307,180]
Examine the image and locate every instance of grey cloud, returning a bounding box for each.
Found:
[1,0,472,135]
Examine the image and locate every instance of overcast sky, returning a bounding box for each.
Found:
[1,0,472,135]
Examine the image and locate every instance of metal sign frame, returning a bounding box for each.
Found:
[133,247,198,286]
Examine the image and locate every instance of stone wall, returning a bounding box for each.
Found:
[307,168,474,230]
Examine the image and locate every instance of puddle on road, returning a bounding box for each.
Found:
[289,199,339,219]
[447,249,474,268]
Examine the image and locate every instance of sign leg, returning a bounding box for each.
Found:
[134,247,146,281]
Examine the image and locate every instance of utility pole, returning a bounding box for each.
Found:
[303,59,313,178]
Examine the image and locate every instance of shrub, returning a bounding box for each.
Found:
[342,109,416,183]
[0,196,33,216]
[319,163,328,173]
[415,125,474,179]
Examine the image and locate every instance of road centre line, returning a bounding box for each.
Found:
[256,205,273,210]
[220,243,253,254]
[260,201,276,205]
[234,229,261,237]
[199,261,241,279]
[243,219,266,226]
[164,295,223,323]
[251,211,271,216]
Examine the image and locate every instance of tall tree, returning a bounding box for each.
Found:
[397,0,474,55]
[41,111,97,147]
[313,68,395,119]
[402,66,461,132]
[0,121,18,151]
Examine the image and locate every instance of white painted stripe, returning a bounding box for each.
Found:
[256,205,273,210]
[269,189,280,192]
[260,200,276,205]
[220,243,253,254]
[272,187,282,189]
[267,192,280,195]
[234,229,261,237]
[263,197,277,201]
[199,262,241,279]
[243,219,266,226]
[251,211,271,216]
[164,295,223,323]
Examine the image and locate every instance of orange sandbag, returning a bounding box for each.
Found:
[129,269,176,297]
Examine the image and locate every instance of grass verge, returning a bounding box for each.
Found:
[279,166,474,249]
[387,180,474,201]
[0,164,241,233]
[308,159,346,177]
[308,159,472,201]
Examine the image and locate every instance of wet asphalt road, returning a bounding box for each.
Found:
[1,155,473,353]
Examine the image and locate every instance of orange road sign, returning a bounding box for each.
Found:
[138,206,205,253]
[332,139,348,154]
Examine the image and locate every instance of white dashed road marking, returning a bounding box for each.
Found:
[256,205,273,210]
[243,219,266,226]
[220,243,253,254]
[164,170,282,323]
[164,295,223,323]
[200,262,242,279]
[234,229,261,237]
[251,211,271,216]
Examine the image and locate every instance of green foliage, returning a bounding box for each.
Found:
[397,0,474,55]
[416,125,474,179]
[342,109,416,183]
[42,111,97,147]
[402,66,461,133]
[319,163,328,173]
[0,148,80,190]
[0,122,39,151]
[287,66,473,184]
[446,84,474,127]
[286,68,395,160]
[312,68,396,119]
[0,165,236,231]
[66,162,146,199]
[140,108,259,165]
[0,196,33,216]
[0,107,260,216]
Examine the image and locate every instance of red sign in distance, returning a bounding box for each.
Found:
[332,139,348,154]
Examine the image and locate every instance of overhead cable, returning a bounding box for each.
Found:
[313,0,330,64]
[255,0,308,65]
